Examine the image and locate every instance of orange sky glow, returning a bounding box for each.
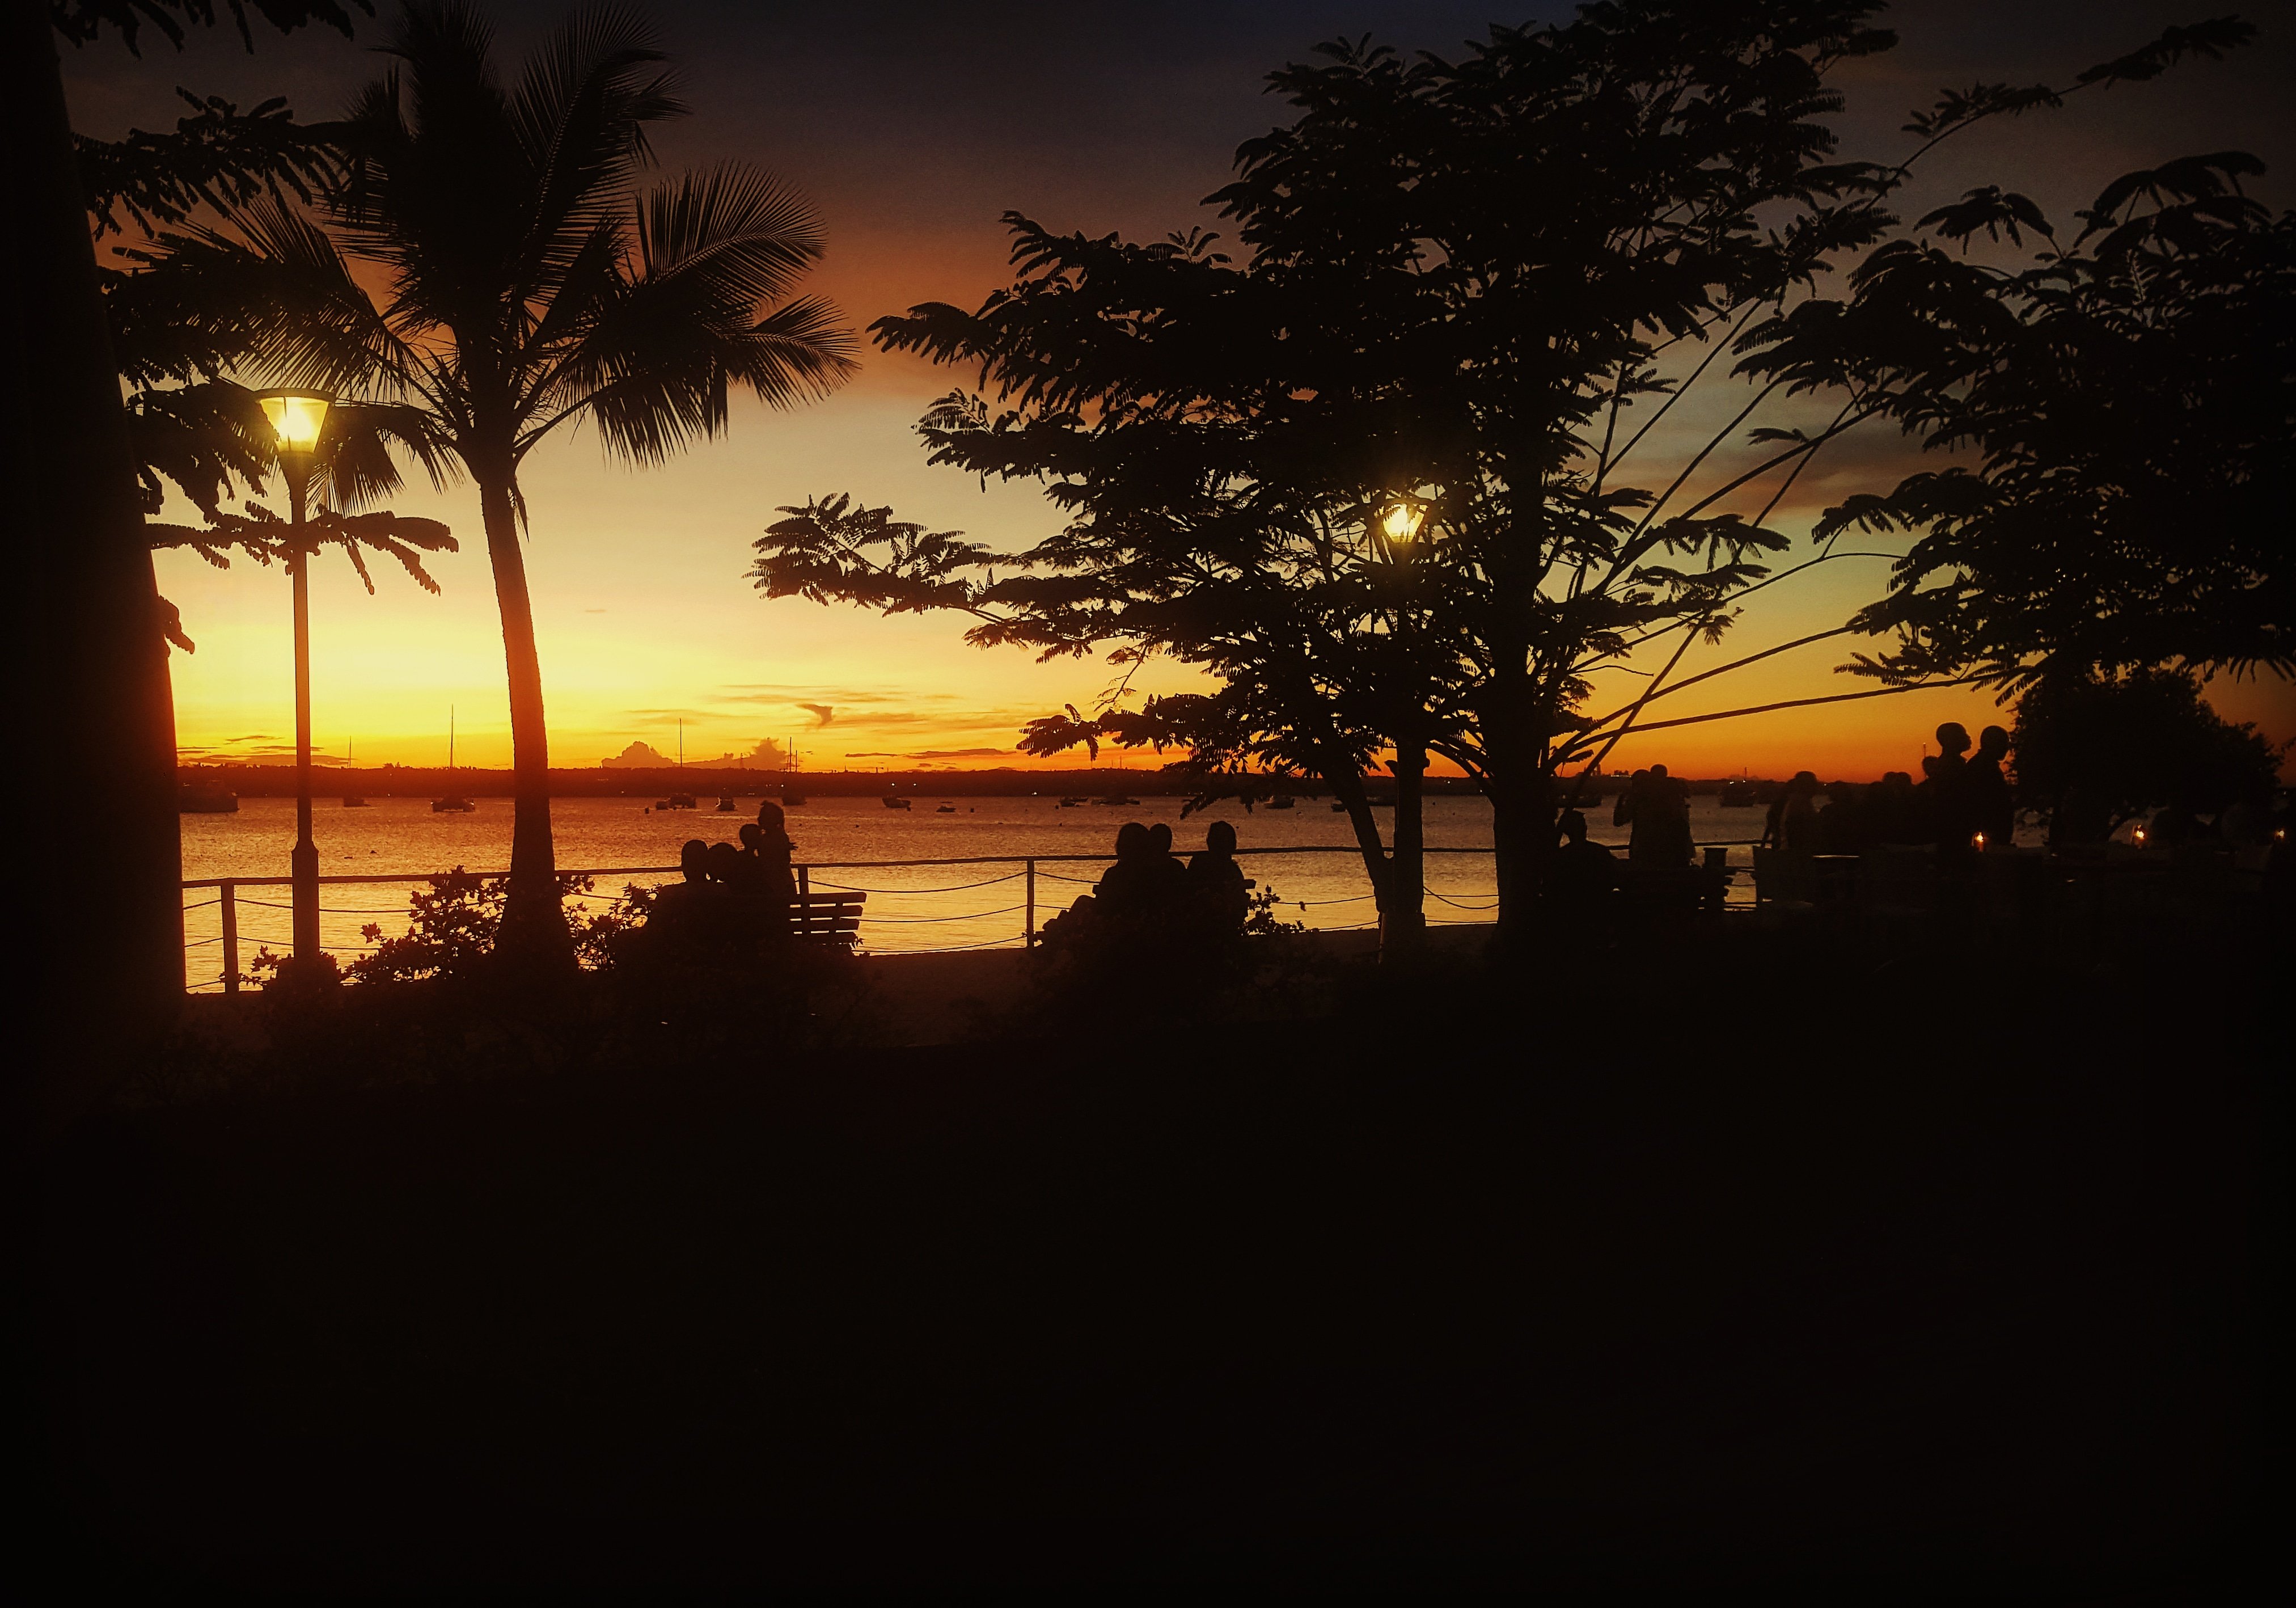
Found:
[78,2,2293,782]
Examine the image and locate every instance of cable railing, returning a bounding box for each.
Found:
[181,840,1768,993]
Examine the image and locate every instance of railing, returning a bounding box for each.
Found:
[181,841,1769,994]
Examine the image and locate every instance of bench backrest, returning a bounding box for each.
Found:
[791,890,865,945]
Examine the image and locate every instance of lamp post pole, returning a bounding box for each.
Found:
[1376,500,1431,963]
[258,389,334,964]
[285,449,320,960]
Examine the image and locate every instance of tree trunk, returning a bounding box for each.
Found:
[1322,763,1393,922]
[9,0,185,1100]
[1487,763,1555,950]
[1382,746,1427,960]
[476,471,566,965]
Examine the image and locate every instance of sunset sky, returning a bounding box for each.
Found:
[68,0,2294,778]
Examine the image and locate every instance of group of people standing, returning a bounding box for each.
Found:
[1761,723,2015,857]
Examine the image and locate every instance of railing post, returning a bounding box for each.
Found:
[1025,858,1036,947]
[221,881,240,997]
[797,864,810,940]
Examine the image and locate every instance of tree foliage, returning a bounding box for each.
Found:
[1771,148,2293,689]
[760,2,2239,934]
[2010,669,2282,840]
[136,0,859,955]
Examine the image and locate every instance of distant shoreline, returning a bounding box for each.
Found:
[176,763,1789,801]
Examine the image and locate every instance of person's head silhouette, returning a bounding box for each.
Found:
[756,798,787,836]
[1559,808,1588,843]
[1206,820,1237,855]
[1978,724,2010,762]
[1936,721,1971,757]
[1789,769,1819,797]
[680,839,709,883]
[1115,821,1149,860]
[1650,763,1669,780]
[738,822,763,853]
[1148,822,1174,856]
[705,842,741,883]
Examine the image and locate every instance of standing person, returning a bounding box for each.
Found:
[1930,722,1977,854]
[1615,766,1692,866]
[1967,725,2015,848]
[751,799,797,926]
[1763,771,1823,852]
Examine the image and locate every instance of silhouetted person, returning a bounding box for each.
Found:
[745,811,798,916]
[1616,762,1693,866]
[1547,808,1619,916]
[1764,770,1822,852]
[1929,721,1976,854]
[1145,821,1189,909]
[1186,820,1251,931]
[1968,725,2014,847]
[1094,822,1156,917]
[1817,780,1868,854]
[1873,770,1921,846]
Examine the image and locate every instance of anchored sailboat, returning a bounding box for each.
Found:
[432,708,476,812]
[341,736,369,807]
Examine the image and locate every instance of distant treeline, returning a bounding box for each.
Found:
[178,763,1791,802]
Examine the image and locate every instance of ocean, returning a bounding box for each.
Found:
[180,791,1777,987]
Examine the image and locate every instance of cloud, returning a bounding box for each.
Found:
[844,746,1014,759]
[800,703,835,727]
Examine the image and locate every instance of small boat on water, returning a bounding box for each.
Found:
[433,708,477,811]
[1330,801,1347,812]
[1094,794,1139,807]
[341,795,370,808]
[1267,796,1296,810]
[1721,778,1759,807]
[715,796,738,812]
[657,791,698,810]
[935,802,957,813]
[178,784,238,814]
[1058,796,1087,808]
[780,788,806,807]
[883,795,912,811]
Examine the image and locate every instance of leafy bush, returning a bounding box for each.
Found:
[346,868,646,985]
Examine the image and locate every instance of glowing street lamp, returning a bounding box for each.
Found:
[256,388,335,964]
[1379,500,1427,551]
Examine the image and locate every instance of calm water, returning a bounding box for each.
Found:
[180,792,1773,986]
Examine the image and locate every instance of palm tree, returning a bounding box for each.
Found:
[147,0,857,959]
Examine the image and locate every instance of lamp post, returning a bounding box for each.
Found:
[1375,499,1431,960]
[257,389,333,963]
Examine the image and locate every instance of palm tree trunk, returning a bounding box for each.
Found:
[9,0,185,1098]
[476,472,566,964]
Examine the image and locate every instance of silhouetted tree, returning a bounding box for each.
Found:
[10,0,371,1084]
[760,3,2238,943]
[2010,669,2282,843]
[1768,152,2292,690]
[137,0,859,961]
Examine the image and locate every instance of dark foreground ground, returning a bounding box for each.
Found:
[18,941,2284,1598]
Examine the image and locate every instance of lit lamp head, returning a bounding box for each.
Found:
[256,388,333,462]
[1379,501,1426,547]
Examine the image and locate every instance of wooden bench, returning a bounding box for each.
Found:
[791,890,865,946]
